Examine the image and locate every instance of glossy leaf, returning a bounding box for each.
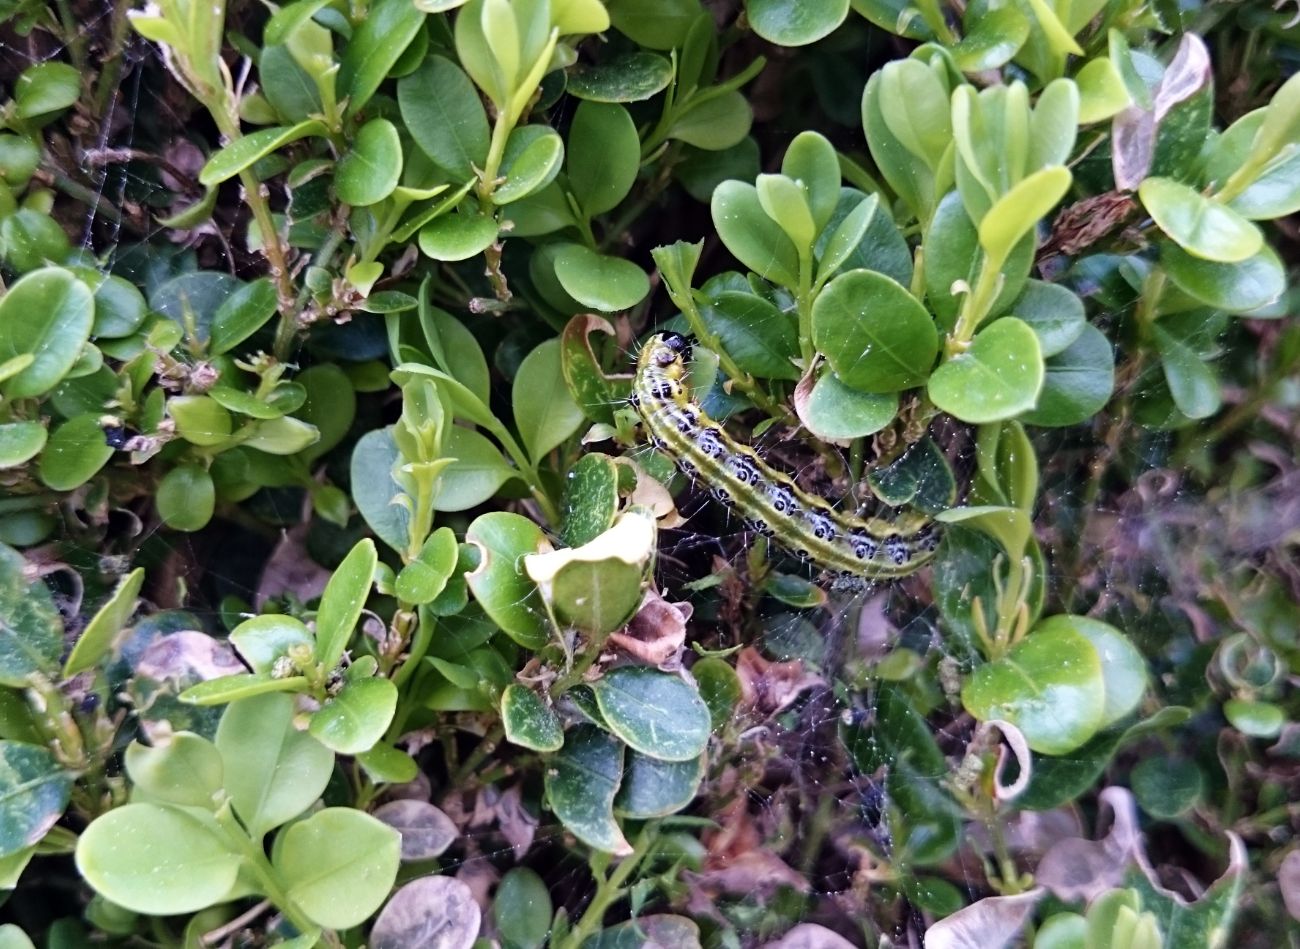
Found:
[552,244,650,312]
[812,270,938,393]
[398,56,489,180]
[0,268,94,400]
[501,684,563,752]
[335,118,402,207]
[464,512,550,649]
[315,538,376,670]
[274,808,401,929]
[544,724,630,855]
[746,0,848,45]
[157,464,216,532]
[592,666,711,762]
[215,693,333,837]
[929,317,1044,424]
[567,101,639,216]
[962,625,1106,755]
[64,568,144,677]
[1139,177,1262,263]
[512,338,585,462]
[0,742,71,857]
[199,120,327,186]
[308,677,398,755]
[75,804,240,914]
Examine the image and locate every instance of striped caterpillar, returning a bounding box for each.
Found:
[630,332,939,580]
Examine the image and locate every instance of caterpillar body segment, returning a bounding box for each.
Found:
[631,332,939,580]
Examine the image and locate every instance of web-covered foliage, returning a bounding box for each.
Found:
[0,0,1297,946]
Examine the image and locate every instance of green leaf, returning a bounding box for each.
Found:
[198,120,327,186]
[75,804,241,915]
[157,464,216,533]
[395,527,459,604]
[815,194,877,286]
[495,125,564,204]
[398,56,489,181]
[179,672,310,705]
[38,414,113,491]
[812,269,938,393]
[607,0,700,48]
[0,741,71,857]
[315,539,376,671]
[169,396,233,446]
[745,0,849,45]
[308,677,398,755]
[701,291,799,380]
[567,101,640,217]
[296,363,357,463]
[63,567,144,677]
[692,657,741,730]
[928,317,1044,424]
[72,268,148,339]
[1139,177,1263,263]
[123,733,224,810]
[1010,279,1085,357]
[560,452,619,548]
[544,724,630,855]
[210,278,278,355]
[666,90,753,151]
[335,118,402,207]
[230,615,314,673]
[710,180,800,287]
[0,268,94,400]
[567,51,673,102]
[513,338,585,462]
[1224,698,1284,738]
[14,63,79,118]
[1152,324,1220,420]
[1249,70,1300,168]
[0,209,71,273]
[337,0,426,115]
[215,693,334,837]
[493,868,552,949]
[977,166,1071,268]
[877,59,952,170]
[953,5,1028,72]
[526,513,653,634]
[1022,325,1114,427]
[552,243,650,312]
[418,210,499,262]
[796,369,897,440]
[501,684,564,752]
[924,190,1034,329]
[350,427,408,554]
[592,666,711,762]
[961,625,1106,755]
[355,744,419,784]
[0,545,62,687]
[937,505,1032,561]
[1159,243,1285,315]
[1131,757,1202,818]
[1033,615,1146,728]
[274,808,401,929]
[615,750,704,818]
[432,426,519,511]
[1077,57,1131,124]
[756,173,816,250]
[464,512,550,649]
[0,423,45,469]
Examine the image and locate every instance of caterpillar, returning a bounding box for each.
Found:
[630,332,939,580]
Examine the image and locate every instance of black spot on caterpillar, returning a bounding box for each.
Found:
[632,332,939,579]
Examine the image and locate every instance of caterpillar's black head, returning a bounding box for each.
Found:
[661,331,691,361]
